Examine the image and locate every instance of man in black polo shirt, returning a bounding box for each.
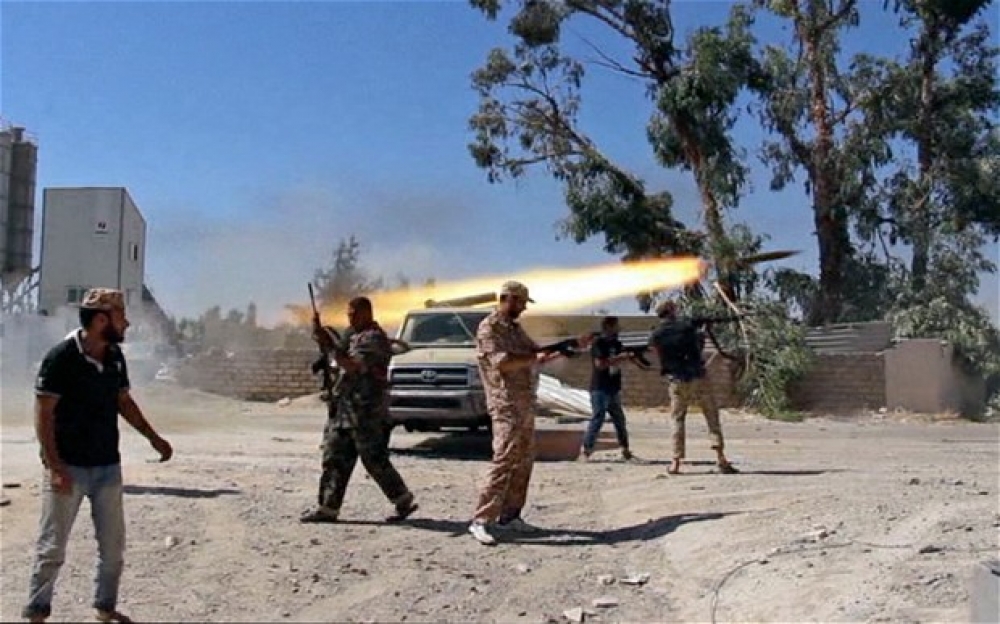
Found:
[23,288,173,624]
[580,316,636,461]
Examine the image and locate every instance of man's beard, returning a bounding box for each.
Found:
[102,324,125,344]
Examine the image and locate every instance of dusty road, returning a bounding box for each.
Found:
[1,384,997,623]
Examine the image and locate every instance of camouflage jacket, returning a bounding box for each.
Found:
[475,310,540,417]
[330,322,392,428]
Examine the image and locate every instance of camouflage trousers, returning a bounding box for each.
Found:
[668,377,724,459]
[317,416,411,514]
[473,408,535,524]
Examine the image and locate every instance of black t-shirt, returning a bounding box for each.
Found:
[590,335,624,393]
[35,331,130,467]
[649,318,706,381]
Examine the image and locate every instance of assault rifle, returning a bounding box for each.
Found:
[535,332,653,369]
[307,283,345,403]
[534,337,584,358]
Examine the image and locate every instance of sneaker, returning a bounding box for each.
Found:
[469,521,497,546]
[497,517,541,534]
[579,448,592,462]
[621,449,634,461]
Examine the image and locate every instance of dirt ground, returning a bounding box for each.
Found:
[1,383,997,623]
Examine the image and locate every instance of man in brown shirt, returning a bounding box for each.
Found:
[468,281,564,546]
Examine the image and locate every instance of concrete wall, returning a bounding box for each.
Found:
[119,191,146,308]
[885,339,986,416]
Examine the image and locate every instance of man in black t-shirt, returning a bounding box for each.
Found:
[649,299,738,475]
[23,288,173,624]
[581,316,636,461]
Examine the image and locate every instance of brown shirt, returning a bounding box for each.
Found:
[475,310,539,416]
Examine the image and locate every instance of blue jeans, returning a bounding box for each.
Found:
[23,463,126,619]
[582,390,629,452]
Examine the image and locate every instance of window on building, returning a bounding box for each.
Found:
[130,243,139,262]
[66,287,87,304]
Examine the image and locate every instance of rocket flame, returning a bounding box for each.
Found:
[290,256,706,329]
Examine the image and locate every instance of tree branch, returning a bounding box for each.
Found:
[816,0,857,34]
[565,0,635,44]
[577,33,650,79]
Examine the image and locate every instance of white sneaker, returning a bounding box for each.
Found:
[469,521,497,546]
[498,517,541,534]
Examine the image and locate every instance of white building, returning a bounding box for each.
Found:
[38,187,146,315]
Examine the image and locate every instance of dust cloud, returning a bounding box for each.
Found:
[144,184,490,328]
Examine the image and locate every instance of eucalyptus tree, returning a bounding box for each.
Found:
[753,0,899,324]
[468,0,766,303]
[855,0,999,301]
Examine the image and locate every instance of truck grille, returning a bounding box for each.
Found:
[390,366,469,387]
[391,396,463,409]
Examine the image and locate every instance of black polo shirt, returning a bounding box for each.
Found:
[35,330,130,467]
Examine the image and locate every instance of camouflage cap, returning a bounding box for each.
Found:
[80,288,125,312]
[654,299,677,318]
[499,280,535,303]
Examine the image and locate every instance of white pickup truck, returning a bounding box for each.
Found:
[387,300,495,433]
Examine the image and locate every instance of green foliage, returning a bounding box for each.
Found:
[754,0,890,323]
[854,0,999,295]
[467,0,764,281]
[736,296,815,419]
[648,4,764,215]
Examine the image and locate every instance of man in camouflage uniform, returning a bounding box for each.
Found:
[649,299,738,475]
[300,296,418,523]
[468,281,564,546]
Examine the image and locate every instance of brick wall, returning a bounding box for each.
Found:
[789,353,886,412]
[175,349,320,402]
[174,349,887,413]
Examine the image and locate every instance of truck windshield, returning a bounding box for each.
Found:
[400,311,491,345]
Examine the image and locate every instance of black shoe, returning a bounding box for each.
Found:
[386,500,419,523]
[300,508,339,523]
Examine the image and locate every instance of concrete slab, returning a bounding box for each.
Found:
[970,559,999,624]
[534,428,618,461]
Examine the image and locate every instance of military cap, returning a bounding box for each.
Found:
[499,280,535,303]
[80,288,126,312]
[654,299,677,318]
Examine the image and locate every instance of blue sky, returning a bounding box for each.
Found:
[2,0,997,325]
